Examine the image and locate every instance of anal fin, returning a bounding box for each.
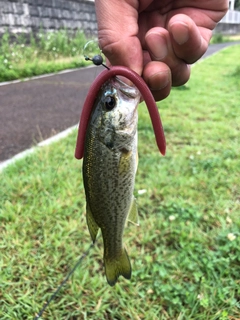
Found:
[127,197,139,226]
[86,203,99,242]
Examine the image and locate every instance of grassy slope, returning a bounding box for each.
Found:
[0,45,240,320]
[0,30,97,82]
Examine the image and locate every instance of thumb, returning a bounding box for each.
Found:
[95,0,143,75]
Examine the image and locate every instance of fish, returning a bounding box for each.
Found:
[82,77,140,286]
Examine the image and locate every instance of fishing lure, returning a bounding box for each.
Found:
[75,55,166,159]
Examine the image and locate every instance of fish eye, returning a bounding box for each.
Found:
[104,96,116,111]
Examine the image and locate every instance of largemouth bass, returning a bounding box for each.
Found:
[82,77,140,286]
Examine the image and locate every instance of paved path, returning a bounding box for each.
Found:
[0,67,101,161]
[201,41,240,59]
[0,42,239,162]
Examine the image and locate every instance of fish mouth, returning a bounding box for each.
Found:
[111,77,141,101]
[112,77,141,124]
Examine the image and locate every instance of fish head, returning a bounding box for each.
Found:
[101,77,140,130]
[100,77,141,134]
[89,77,141,150]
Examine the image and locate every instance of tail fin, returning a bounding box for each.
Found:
[104,248,131,286]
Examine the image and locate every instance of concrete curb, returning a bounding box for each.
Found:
[0,124,77,172]
[0,65,95,87]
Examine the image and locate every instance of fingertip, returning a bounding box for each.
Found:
[168,14,208,64]
[168,14,192,44]
[169,21,189,45]
[171,63,191,87]
[143,61,172,101]
[145,28,169,61]
[151,85,171,102]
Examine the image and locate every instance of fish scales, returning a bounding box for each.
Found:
[82,77,140,286]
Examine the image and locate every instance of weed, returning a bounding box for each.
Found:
[0,29,98,82]
[211,33,227,43]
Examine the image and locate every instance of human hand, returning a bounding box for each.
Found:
[95,0,228,101]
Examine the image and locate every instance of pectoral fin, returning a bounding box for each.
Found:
[127,197,139,226]
[86,203,99,243]
[135,151,138,174]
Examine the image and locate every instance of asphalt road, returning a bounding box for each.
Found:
[201,41,240,59]
[0,42,239,162]
[0,66,102,161]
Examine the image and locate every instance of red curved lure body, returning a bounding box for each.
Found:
[75,66,166,159]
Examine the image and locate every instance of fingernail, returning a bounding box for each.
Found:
[146,33,168,60]
[170,22,189,45]
[148,72,170,91]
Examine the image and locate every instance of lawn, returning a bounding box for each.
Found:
[0,45,240,320]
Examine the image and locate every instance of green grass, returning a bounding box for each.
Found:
[0,29,98,82]
[1,45,240,319]
[211,33,240,44]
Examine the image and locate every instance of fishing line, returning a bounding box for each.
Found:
[33,239,97,319]
[83,39,109,69]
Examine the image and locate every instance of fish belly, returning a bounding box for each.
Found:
[83,130,137,285]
